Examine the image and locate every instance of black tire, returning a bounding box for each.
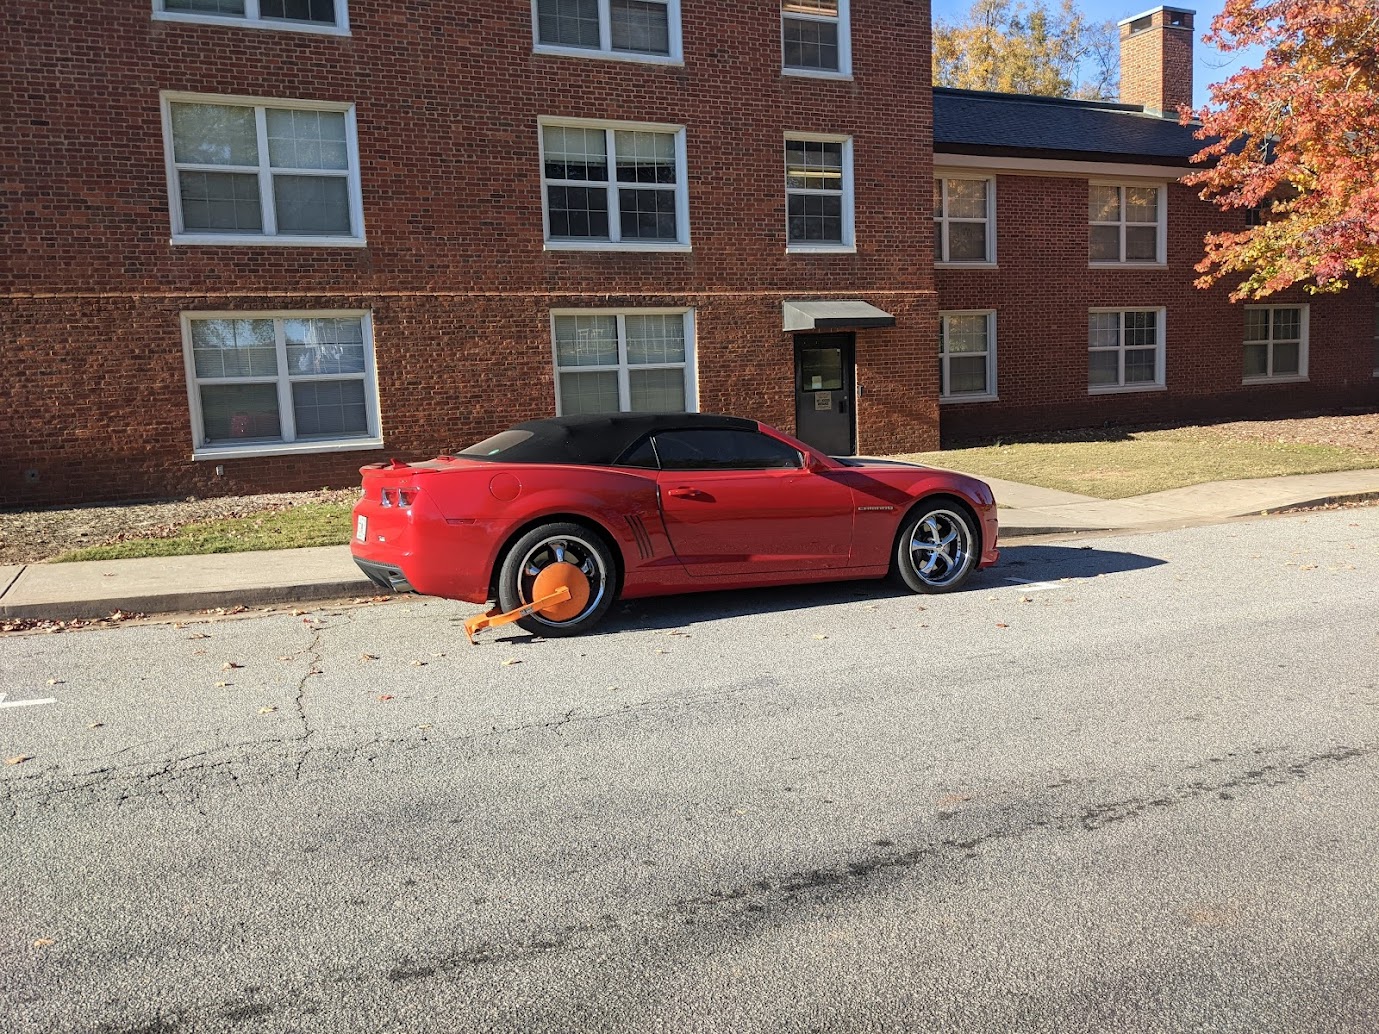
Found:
[496,522,617,636]
[891,498,979,594]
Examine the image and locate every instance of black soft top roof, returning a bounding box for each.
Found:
[462,413,760,466]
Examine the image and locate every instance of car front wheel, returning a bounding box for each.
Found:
[497,522,617,636]
[892,499,979,594]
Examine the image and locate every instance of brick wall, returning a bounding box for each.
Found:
[3,1,937,506]
[936,172,1379,444]
[1119,9,1194,116]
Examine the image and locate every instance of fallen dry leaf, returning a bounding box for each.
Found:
[378,694,394,701]
[89,722,104,729]
[410,660,427,667]
[5,755,34,766]
[501,658,522,666]
[360,652,379,661]
[221,662,243,671]
[46,678,64,686]
[291,609,308,617]
[215,681,231,688]
[995,623,1009,628]
[32,938,55,948]
[812,634,828,640]
[186,632,211,640]
[258,706,277,715]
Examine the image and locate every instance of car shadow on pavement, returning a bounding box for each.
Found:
[496,543,1166,640]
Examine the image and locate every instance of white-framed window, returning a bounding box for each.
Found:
[181,311,382,459]
[782,0,851,77]
[934,176,995,264]
[1089,183,1165,264]
[540,119,689,251]
[161,93,365,247]
[153,0,349,35]
[939,311,997,402]
[785,135,854,251]
[532,0,681,63]
[1088,308,1166,392]
[1243,305,1309,383]
[551,310,698,414]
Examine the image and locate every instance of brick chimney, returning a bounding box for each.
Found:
[1118,6,1195,117]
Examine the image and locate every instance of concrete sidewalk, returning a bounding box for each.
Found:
[3,468,1377,622]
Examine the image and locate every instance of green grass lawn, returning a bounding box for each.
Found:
[901,427,1379,499]
[52,503,354,563]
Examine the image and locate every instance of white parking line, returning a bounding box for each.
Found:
[0,693,57,710]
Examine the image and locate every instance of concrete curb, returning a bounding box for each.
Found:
[1247,489,1379,516]
[0,578,376,622]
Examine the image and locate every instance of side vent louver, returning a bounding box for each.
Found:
[624,514,654,560]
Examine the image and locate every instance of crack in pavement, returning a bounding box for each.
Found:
[291,620,328,780]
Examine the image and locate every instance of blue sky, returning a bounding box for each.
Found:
[929,0,1264,110]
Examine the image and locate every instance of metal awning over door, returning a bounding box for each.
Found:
[782,300,896,332]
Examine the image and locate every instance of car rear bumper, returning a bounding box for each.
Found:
[353,558,416,594]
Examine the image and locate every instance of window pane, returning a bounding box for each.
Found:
[165,0,247,13]
[171,103,258,165]
[1124,187,1158,223]
[192,319,277,378]
[787,193,842,243]
[1088,312,1120,348]
[618,188,678,240]
[1088,351,1120,386]
[944,179,986,219]
[1089,185,1120,222]
[1125,225,1158,261]
[547,185,610,239]
[932,179,943,219]
[1273,308,1301,340]
[944,315,988,354]
[1244,309,1269,341]
[1124,348,1157,383]
[559,371,620,414]
[285,318,366,375]
[785,140,843,191]
[292,379,366,436]
[801,347,843,390]
[1089,225,1120,261]
[537,0,601,48]
[946,222,987,261]
[179,171,263,232]
[614,131,676,184]
[629,368,686,411]
[201,383,282,442]
[266,109,348,170]
[611,0,670,54]
[273,175,351,235]
[784,0,839,13]
[625,314,686,364]
[259,0,336,23]
[783,16,839,70]
[543,126,608,181]
[554,315,618,367]
[655,429,799,469]
[1244,342,1269,377]
[1273,341,1300,375]
[1124,310,1158,347]
[948,355,988,394]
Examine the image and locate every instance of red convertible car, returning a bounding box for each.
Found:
[351,413,998,636]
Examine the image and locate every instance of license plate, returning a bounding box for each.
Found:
[355,515,368,542]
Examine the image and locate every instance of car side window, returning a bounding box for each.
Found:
[616,437,660,468]
[653,429,802,470]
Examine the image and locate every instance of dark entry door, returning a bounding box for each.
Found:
[794,333,856,456]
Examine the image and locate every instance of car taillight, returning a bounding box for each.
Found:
[380,488,416,508]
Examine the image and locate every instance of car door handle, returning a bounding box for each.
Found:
[667,487,703,499]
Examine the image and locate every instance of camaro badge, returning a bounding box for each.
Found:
[857,505,895,512]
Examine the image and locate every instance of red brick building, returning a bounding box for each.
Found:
[3,3,1375,507]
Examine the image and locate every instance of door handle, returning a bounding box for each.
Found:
[667,487,702,499]
[839,398,849,414]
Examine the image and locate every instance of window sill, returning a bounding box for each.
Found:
[152,12,350,36]
[936,261,997,270]
[940,393,998,404]
[192,438,383,462]
[782,69,853,81]
[1242,375,1308,386]
[1088,383,1167,395]
[532,44,683,66]
[1088,261,1168,270]
[544,241,692,253]
[172,234,367,248]
[786,244,856,255]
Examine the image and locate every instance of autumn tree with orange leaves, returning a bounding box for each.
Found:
[1187,0,1379,299]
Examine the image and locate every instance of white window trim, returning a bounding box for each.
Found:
[550,308,699,415]
[781,0,852,79]
[784,133,855,254]
[530,0,683,64]
[539,117,691,252]
[939,310,998,403]
[934,175,997,267]
[1088,182,1167,267]
[1242,304,1310,385]
[161,91,367,248]
[182,309,383,460]
[1088,306,1167,394]
[152,0,350,36]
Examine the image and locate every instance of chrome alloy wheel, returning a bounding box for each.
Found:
[904,508,975,590]
[515,533,609,627]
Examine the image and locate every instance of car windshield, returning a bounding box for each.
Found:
[456,429,534,458]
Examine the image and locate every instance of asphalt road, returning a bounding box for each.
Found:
[2,509,1378,1034]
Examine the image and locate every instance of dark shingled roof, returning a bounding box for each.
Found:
[457,413,758,466]
[934,88,1208,166]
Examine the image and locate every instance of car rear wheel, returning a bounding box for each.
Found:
[892,499,979,594]
[497,522,616,636]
